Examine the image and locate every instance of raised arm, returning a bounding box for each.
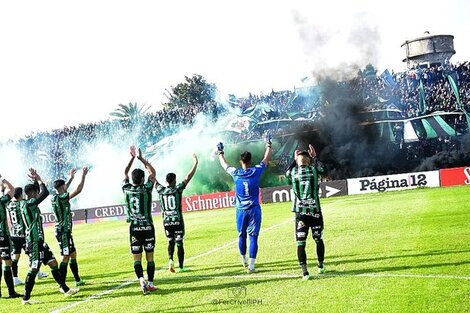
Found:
[261,146,273,166]
[285,150,300,184]
[218,154,231,171]
[69,167,88,199]
[261,132,273,165]
[124,146,136,181]
[183,154,198,185]
[216,142,231,170]
[309,144,327,175]
[29,168,50,204]
[65,168,77,190]
[136,147,157,184]
[287,150,301,172]
[0,174,15,198]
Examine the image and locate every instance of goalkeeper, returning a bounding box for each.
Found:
[217,133,272,273]
[285,145,327,280]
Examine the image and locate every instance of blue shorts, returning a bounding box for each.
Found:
[236,205,262,237]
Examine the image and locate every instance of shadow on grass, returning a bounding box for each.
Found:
[81,274,298,300]
[325,249,470,266]
[326,260,470,276]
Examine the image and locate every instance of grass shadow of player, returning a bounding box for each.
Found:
[325,249,470,266]
[93,275,298,300]
[324,259,470,276]
[188,253,360,273]
[76,269,132,280]
[148,276,298,295]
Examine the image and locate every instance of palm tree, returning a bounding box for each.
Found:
[109,102,151,120]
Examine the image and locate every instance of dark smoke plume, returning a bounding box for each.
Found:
[295,79,407,179]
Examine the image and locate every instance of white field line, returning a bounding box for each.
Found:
[50,218,292,313]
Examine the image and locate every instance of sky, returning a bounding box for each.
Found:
[0,0,469,140]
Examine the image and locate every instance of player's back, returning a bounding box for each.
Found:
[52,193,72,232]
[156,182,185,226]
[7,199,25,237]
[288,165,322,213]
[228,162,266,210]
[122,179,154,226]
[0,195,10,236]
[21,198,45,241]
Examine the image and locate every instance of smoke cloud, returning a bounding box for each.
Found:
[293,10,381,82]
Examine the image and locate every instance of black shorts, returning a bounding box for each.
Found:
[55,231,76,256]
[164,223,185,242]
[11,236,26,255]
[26,240,55,270]
[295,212,324,242]
[129,224,155,254]
[0,235,12,260]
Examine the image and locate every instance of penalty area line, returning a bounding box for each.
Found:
[50,218,292,313]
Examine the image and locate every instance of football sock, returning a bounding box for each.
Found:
[134,261,144,279]
[249,235,258,259]
[147,261,155,282]
[238,234,247,256]
[23,270,38,301]
[59,262,68,280]
[12,259,19,277]
[298,244,309,275]
[51,265,69,292]
[168,241,175,260]
[4,265,15,294]
[177,243,185,269]
[301,264,309,276]
[297,243,307,265]
[248,258,256,270]
[241,254,248,265]
[70,259,81,282]
[315,239,325,265]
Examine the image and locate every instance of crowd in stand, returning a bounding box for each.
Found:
[361,61,470,117]
[235,89,322,121]
[4,61,470,180]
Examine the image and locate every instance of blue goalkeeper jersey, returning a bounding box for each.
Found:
[226,161,266,210]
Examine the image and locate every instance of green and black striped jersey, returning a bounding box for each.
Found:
[52,192,72,233]
[0,194,12,237]
[122,178,155,226]
[7,199,25,238]
[156,182,186,226]
[21,198,45,242]
[286,160,326,214]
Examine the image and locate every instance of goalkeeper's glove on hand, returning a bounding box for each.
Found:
[265,131,273,148]
[216,142,224,155]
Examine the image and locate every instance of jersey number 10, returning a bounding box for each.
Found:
[163,195,177,211]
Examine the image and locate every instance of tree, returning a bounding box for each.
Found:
[109,102,151,120]
[164,74,217,108]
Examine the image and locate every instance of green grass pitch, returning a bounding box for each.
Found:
[1,186,469,312]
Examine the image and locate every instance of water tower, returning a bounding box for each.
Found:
[401,32,455,68]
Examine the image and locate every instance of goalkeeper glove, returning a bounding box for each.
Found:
[265,131,273,148]
[216,142,224,155]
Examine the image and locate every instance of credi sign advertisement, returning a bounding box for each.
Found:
[347,170,440,195]
[86,202,162,220]
[440,166,470,187]
[261,180,348,204]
